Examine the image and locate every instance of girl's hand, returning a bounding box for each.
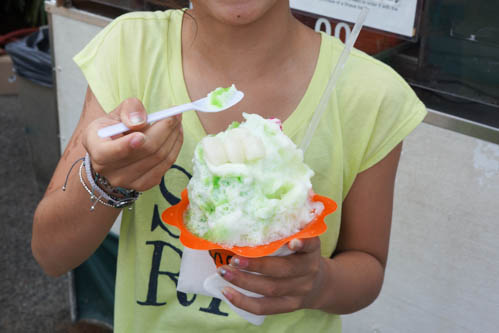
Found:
[82,98,183,192]
[218,237,326,315]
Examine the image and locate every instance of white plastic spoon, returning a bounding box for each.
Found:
[98,86,244,138]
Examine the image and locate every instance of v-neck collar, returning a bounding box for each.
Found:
[171,10,332,143]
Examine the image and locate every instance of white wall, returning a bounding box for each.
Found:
[343,123,499,333]
[50,10,109,152]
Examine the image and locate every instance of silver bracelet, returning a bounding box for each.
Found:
[83,153,140,210]
[79,161,114,211]
[84,153,117,205]
[62,155,140,211]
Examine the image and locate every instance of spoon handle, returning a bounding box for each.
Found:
[97,102,195,138]
[147,103,194,123]
[97,122,131,138]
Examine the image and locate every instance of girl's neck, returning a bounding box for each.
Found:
[182,4,303,81]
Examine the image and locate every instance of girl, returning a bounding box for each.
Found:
[32,1,426,331]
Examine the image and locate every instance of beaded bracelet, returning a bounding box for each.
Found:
[84,153,140,209]
[63,154,140,211]
[94,171,138,199]
[78,161,114,210]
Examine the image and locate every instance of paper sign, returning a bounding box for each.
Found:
[291,0,420,37]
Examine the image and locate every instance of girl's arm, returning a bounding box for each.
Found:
[32,87,183,277]
[313,142,402,313]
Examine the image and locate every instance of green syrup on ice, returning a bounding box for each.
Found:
[209,86,232,109]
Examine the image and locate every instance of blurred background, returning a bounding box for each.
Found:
[1,0,498,332]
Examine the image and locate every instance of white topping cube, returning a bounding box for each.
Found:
[224,130,245,163]
[243,135,265,161]
[202,136,228,165]
[230,127,250,140]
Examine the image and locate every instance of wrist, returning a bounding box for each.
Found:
[305,256,333,311]
[92,169,134,199]
[83,153,141,210]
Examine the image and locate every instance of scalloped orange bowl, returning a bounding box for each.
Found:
[161,189,337,258]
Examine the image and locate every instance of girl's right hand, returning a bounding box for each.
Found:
[81,97,183,192]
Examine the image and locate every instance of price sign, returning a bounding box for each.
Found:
[290,0,421,38]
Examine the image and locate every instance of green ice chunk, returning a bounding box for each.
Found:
[184,209,192,222]
[224,176,243,186]
[264,123,278,136]
[209,86,232,109]
[203,227,230,243]
[200,201,216,214]
[212,176,221,189]
[266,183,293,200]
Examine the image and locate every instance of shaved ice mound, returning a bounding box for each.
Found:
[186,113,323,247]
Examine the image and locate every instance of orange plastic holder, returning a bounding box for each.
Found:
[162,189,337,260]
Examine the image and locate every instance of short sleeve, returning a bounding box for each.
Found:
[358,74,427,172]
[73,17,124,113]
[338,51,427,181]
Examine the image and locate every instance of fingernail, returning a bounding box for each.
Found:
[289,239,303,251]
[218,266,234,281]
[129,112,145,125]
[230,256,248,269]
[222,287,233,301]
[129,133,145,148]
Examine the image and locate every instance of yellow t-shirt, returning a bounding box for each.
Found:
[74,9,426,333]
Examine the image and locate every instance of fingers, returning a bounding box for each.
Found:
[80,96,184,192]
[229,255,309,278]
[216,237,324,315]
[227,237,321,278]
[219,265,313,298]
[116,98,148,131]
[288,237,321,254]
[222,287,301,316]
[83,116,146,166]
[94,119,183,189]
[86,114,181,169]
[126,127,184,191]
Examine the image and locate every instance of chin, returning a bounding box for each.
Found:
[192,0,281,26]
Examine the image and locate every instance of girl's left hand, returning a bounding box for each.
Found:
[218,237,326,315]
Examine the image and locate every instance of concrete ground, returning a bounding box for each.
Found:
[0,95,110,332]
